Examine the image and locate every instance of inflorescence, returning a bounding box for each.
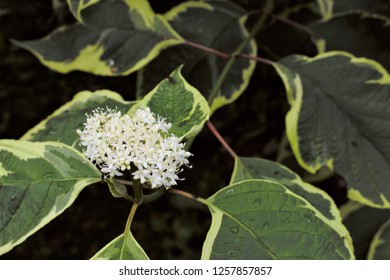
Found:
[77,107,192,189]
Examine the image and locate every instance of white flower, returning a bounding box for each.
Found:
[77,107,192,189]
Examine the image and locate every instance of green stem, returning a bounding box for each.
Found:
[120,202,139,260]
[114,178,133,186]
[131,178,144,204]
[207,0,273,104]
[143,187,166,203]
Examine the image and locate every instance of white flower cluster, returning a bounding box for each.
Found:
[77,107,192,189]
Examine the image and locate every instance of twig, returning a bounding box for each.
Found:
[184,40,230,58]
[207,121,238,158]
[207,0,274,104]
[168,188,208,206]
[236,53,275,65]
[270,14,314,35]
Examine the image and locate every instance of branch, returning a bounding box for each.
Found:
[207,121,238,158]
[207,0,274,104]
[270,14,314,35]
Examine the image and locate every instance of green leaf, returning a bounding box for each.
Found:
[67,0,100,22]
[0,140,101,255]
[201,179,354,260]
[13,0,183,76]
[316,0,333,19]
[317,0,389,15]
[367,218,390,260]
[341,201,390,259]
[91,233,149,260]
[309,12,390,70]
[274,51,390,208]
[137,1,257,113]
[231,157,342,222]
[21,89,133,151]
[131,66,210,139]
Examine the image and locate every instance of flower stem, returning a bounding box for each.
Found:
[131,178,144,204]
[207,0,274,104]
[114,178,133,186]
[207,121,238,158]
[120,202,139,260]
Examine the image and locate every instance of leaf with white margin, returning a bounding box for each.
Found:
[13,0,183,76]
[91,233,149,260]
[341,201,390,259]
[137,0,257,114]
[316,0,390,18]
[309,11,390,70]
[230,157,343,222]
[367,218,390,259]
[201,179,354,260]
[274,51,390,208]
[0,140,101,255]
[21,90,134,151]
[131,66,210,139]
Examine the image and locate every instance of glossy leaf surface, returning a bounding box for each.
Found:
[274,51,390,208]
[0,140,100,255]
[202,180,354,260]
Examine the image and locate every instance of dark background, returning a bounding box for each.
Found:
[0,0,346,259]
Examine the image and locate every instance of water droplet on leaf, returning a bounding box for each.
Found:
[262,221,271,231]
[278,211,291,222]
[223,242,230,247]
[248,219,255,226]
[226,189,234,194]
[252,198,262,207]
[227,250,239,257]
[304,213,313,223]
[230,226,239,234]
[10,195,15,201]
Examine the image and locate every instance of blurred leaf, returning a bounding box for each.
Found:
[0,140,101,255]
[368,218,390,259]
[13,0,183,75]
[137,1,256,113]
[335,0,390,15]
[201,179,354,259]
[21,90,134,151]
[274,51,390,208]
[91,233,149,260]
[309,11,390,70]
[131,66,210,139]
[316,0,333,19]
[341,201,390,259]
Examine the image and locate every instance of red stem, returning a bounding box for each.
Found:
[207,121,238,158]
